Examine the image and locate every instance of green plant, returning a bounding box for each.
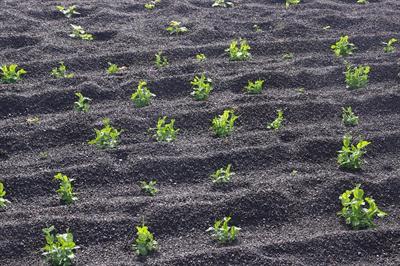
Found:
[140,180,158,196]
[191,74,213,100]
[267,109,284,130]
[53,173,77,204]
[0,181,10,208]
[42,226,79,266]
[206,216,240,244]
[27,116,40,125]
[357,0,368,4]
[337,134,370,170]
[338,184,386,229]
[342,107,359,126]
[226,39,251,61]
[331,36,356,57]
[211,164,234,184]
[131,81,155,108]
[0,64,26,84]
[74,92,91,113]
[383,38,397,53]
[88,118,123,148]
[132,223,158,256]
[212,0,234,8]
[253,24,262,32]
[155,52,169,68]
[212,110,238,137]
[286,0,301,8]
[144,0,160,9]
[107,62,125,75]
[51,62,74,79]
[166,21,188,35]
[150,116,179,142]
[282,52,294,60]
[345,63,370,89]
[196,53,206,62]
[244,79,264,94]
[56,5,80,18]
[69,24,93,40]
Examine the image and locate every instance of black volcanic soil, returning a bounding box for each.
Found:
[1,0,400,265]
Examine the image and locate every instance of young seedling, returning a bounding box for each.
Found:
[196,53,207,62]
[337,134,370,170]
[244,79,264,94]
[267,109,284,130]
[166,21,188,35]
[226,39,251,61]
[140,180,158,196]
[331,36,356,57]
[342,106,359,126]
[212,110,238,137]
[0,181,10,208]
[345,63,370,89]
[155,52,169,68]
[107,62,125,75]
[144,0,161,10]
[42,226,79,266]
[0,64,26,84]
[53,173,77,204]
[51,61,74,79]
[211,164,234,184]
[191,74,213,100]
[69,24,94,41]
[56,5,80,18]
[206,216,240,244]
[26,116,40,125]
[132,223,158,256]
[338,184,386,229]
[286,0,301,8]
[253,24,262,32]
[88,118,123,148]
[74,92,91,113]
[131,81,156,108]
[282,52,294,60]
[357,0,368,4]
[383,38,397,53]
[212,0,234,8]
[150,116,179,142]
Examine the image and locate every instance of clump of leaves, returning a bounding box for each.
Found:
[131,81,156,108]
[383,38,397,53]
[107,62,126,75]
[74,92,91,113]
[51,61,74,79]
[212,0,234,8]
[212,110,238,137]
[211,164,234,184]
[338,184,386,229]
[56,5,80,18]
[42,226,79,266]
[191,74,213,100]
[144,0,161,9]
[357,0,368,4]
[0,64,26,84]
[155,52,169,68]
[150,116,179,142]
[53,173,77,204]
[337,134,370,170]
[342,106,359,126]
[286,0,301,8]
[267,109,284,130]
[206,216,240,244]
[196,53,207,62]
[88,118,123,148]
[0,181,10,208]
[166,21,188,35]
[345,63,370,89]
[69,24,93,41]
[132,223,158,256]
[226,39,251,61]
[244,79,264,94]
[331,36,356,57]
[140,180,158,196]
[282,52,294,60]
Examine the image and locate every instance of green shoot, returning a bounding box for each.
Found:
[150,116,179,142]
[212,110,238,137]
[107,62,125,75]
[74,92,91,113]
[337,134,370,170]
[357,0,368,4]
[27,116,40,125]
[345,63,370,89]
[88,118,123,148]
[211,164,234,184]
[342,107,359,126]
[0,181,10,208]
[286,0,301,8]
[155,52,169,68]
[42,226,79,266]
[267,109,284,130]
[51,61,74,79]
[196,53,207,62]
[338,184,386,229]
[140,181,158,196]
[226,39,251,61]
[282,52,294,60]
[145,0,160,9]
[56,5,80,18]
[206,216,240,244]
[331,36,356,57]
[53,173,77,205]
[0,64,26,84]
[244,79,264,94]
[191,74,213,100]
[212,0,234,8]
[166,21,188,35]
[383,38,397,53]
[132,223,158,256]
[69,24,93,41]
[131,81,156,108]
